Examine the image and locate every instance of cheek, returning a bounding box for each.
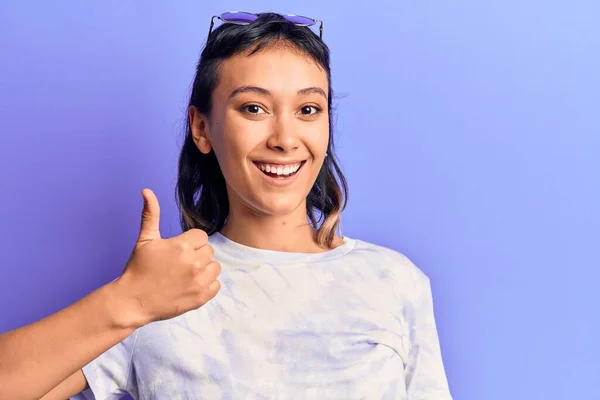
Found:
[211,118,256,182]
[210,113,241,157]
[308,119,330,156]
[220,109,266,149]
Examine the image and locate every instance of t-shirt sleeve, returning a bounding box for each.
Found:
[70,329,140,400]
[405,273,453,400]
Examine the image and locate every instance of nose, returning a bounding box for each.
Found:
[266,114,299,153]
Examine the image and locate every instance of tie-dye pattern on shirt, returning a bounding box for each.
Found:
[71,233,452,400]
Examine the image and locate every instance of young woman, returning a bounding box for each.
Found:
[0,12,452,399]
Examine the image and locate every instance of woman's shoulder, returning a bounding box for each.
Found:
[348,236,432,291]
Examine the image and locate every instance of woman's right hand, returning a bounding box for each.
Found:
[114,189,221,328]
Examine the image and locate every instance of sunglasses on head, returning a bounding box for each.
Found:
[208,11,323,39]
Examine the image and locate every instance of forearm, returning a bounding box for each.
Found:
[0,279,140,400]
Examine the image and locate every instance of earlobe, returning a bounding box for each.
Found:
[189,106,213,154]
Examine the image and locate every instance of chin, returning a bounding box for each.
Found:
[252,194,307,217]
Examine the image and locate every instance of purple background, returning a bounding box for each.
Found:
[1,1,599,399]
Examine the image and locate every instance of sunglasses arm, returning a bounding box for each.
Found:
[208,15,220,37]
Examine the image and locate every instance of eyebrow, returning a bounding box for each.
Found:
[228,85,328,101]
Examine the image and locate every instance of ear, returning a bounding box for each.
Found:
[189,106,212,154]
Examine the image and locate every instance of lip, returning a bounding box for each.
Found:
[252,160,307,187]
[252,159,306,166]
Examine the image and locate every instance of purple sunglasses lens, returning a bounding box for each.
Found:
[284,15,316,26]
[221,12,258,24]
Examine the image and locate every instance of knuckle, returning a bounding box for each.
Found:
[200,230,209,242]
[212,261,222,275]
[198,245,214,262]
[193,228,208,243]
[199,281,220,302]
[192,275,203,289]
[195,263,219,286]
[178,240,190,252]
[194,272,209,287]
[204,261,218,275]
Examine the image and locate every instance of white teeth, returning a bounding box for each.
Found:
[256,162,302,177]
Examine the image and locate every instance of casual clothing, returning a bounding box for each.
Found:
[72,232,452,399]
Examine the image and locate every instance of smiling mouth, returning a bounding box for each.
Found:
[253,161,306,179]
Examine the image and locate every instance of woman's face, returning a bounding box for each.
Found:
[191,44,330,219]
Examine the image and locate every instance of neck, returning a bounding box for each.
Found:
[220,203,327,253]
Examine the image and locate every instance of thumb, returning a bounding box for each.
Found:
[137,188,161,243]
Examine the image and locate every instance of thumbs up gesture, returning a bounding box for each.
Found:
[115,189,221,328]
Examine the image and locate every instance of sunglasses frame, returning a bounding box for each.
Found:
[208,11,323,39]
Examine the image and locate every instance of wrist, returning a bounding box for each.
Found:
[102,274,150,331]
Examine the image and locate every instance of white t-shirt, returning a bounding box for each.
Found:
[72,232,452,399]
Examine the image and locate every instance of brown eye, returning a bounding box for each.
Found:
[241,104,266,114]
[299,105,321,115]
